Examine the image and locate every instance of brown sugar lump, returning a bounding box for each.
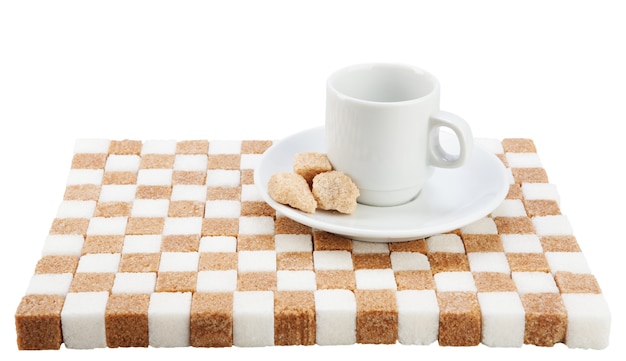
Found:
[15,295,65,350]
[293,152,333,186]
[437,291,482,346]
[268,172,317,213]
[312,171,359,214]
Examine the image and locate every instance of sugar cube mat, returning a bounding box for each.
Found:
[14,138,610,350]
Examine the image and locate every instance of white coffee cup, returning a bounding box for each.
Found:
[325,63,473,207]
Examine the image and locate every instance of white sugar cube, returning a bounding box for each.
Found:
[148,292,192,347]
[396,290,439,345]
[98,185,137,202]
[355,269,397,290]
[174,154,208,171]
[162,217,202,235]
[158,252,199,272]
[208,140,241,154]
[426,234,465,253]
[277,270,317,291]
[111,272,156,294]
[313,250,353,270]
[314,289,356,345]
[61,292,109,349]
[477,292,525,347]
[501,234,544,253]
[233,291,275,347]
[352,240,389,254]
[55,201,97,218]
[238,216,274,235]
[66,169,104,185]
[196,270,238,292]
[240,154,263,169]
[390,252,430,271]
[136,169,173,185]
[204,200,241,218]
[206,170,241,187]
[241,184,263,201]
[238,251,276,273]
[461,217,499,234]
[505,152,542,168]
[42,235,84,256]
[25,273,73,296]
[545,252,591,275]
[130,199,170,217]
[490,199,527,217]
[104,155,141,172]
[122,235,162,253]
[274,234,313,252]
[532,215,574,236]
[434,271,477,292]
[171,185,207,201]
[475,138,504,154]
[199,236,237,252]
[141,140,177,154]
[511,272,559,294]
[468,252,511,274]
[521,182,560,203]
[74,139,110,154]
[76,254,121,273]
[86,216,128,236]
[562,293,611,349]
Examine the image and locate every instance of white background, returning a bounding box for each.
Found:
[1,1,624,360]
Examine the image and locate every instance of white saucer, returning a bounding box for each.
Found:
[254,127,509,242]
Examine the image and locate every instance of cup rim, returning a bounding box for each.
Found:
[326,62,440,105]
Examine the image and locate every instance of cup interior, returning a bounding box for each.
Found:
[328,64,436,103]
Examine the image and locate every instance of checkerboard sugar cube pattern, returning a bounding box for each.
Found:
[15,138,611,350]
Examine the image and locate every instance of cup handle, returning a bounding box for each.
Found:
[428,110,474,168]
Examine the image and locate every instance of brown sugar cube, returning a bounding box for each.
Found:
[353,253,392,269]
[511,168,549,184]
[64,184,102,201]
[240,169,255,185]
[293,152,333,186]
[312,171,359,214]
[237,234,274,251]
[191,292,234,347]
[313,230,353,251]
[355,289,398,344]
[202,218,239,237]
[277,252,313,271]
[70,273,116,293]
[502,138,537,153]
[105,294,150,347]
[315,270,356,290]
[237,272,277,291]
[389,239,427,253]
[156,272,198,293]
[168,200,205,217]
[35,256,79,274]
[241,140,272,154]
[496,153,508,167]
[15,295,65,350]
[139,154,175,169]
[103,171,137,185]
[95,202,132,217]
[135,185,172,199]
[506,184,523,200]
[524,199,561,217]
[198,252,238,271]
[49,218,90,235]
[540,235,581,252]
[494,216,535,234]
[461,234,503,253]
[118,253,161,273]
[274,291,316,345]
[268,172,317,213]
[109,140,142,155]
[172,171,206,185]
[125,217,165,235]
[473,272,517,292]
[506,253,550,273]
[206,186,241,200]
[427,253,470,274]
[520,293,567,346]
[241,201,275,217]
[161,235,200,252]
[71,153,108,169]
[275,216,312,235]
[82,235,124,254]
[554,271,602,294]
[176,140,209,154]
[395,270,435,290]
[437,291,481,346]
[208,154,241,170]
